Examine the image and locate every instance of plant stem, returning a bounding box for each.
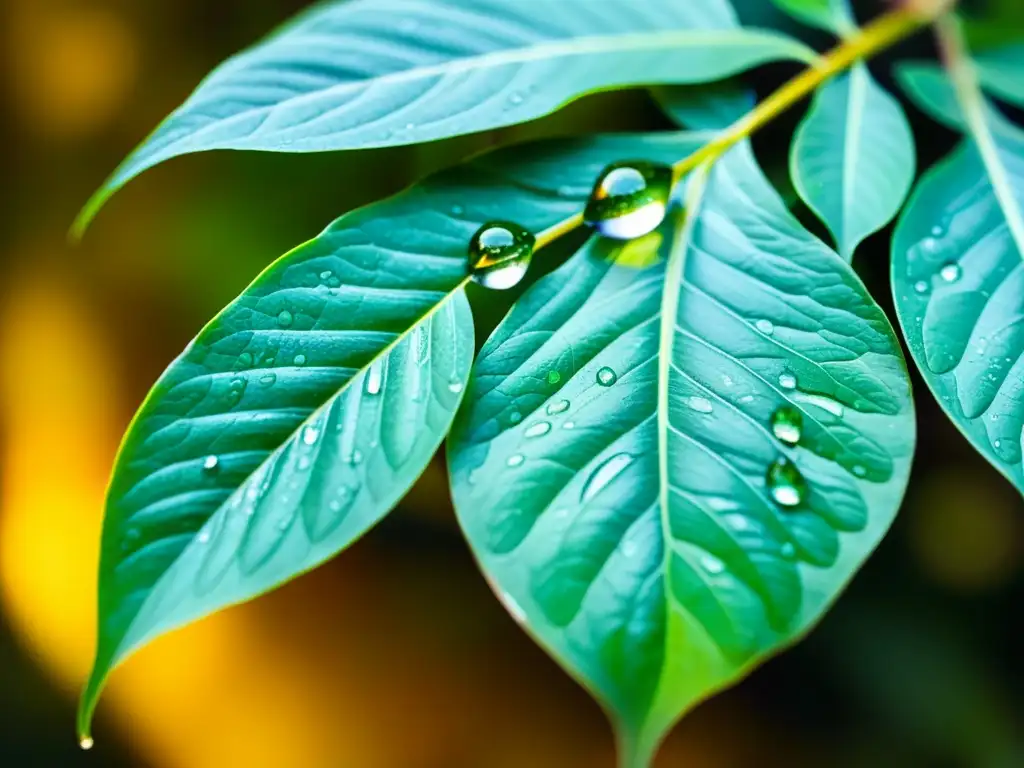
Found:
[536,4,943,249]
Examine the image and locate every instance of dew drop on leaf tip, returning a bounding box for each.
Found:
[584,160,673,240]
[469,221,535,290]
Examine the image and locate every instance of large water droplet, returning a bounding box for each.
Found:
[584,161,672,240]
[939,262,962,283]
[524,421,552,438]
[766,457,807,508]
[547,399,570,415]
[770,405,803,446]
[259,373,277,388]
[596,367,617,387]
[581,452,633,504]
[469,221,535,290]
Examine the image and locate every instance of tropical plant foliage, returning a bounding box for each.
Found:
[74,0,1024,765]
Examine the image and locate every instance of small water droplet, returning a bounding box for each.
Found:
[930,225,944,237]
[778,373,797,390]
[468,221,535,290]
[547,399,570,415]
[914,280,930,294]
[939,262,962,283]
[509,411,523,424]
[364,360,384,395]
[701,554,725,575]
[450,204,464,216]
[852,464,867,478]
[596,367,617,387]
[770,405,803,446]
[302,426,320,445]
[448,379,464,394]
[766,457,807,508]
[259,373,277,387]
[781,542,797,560]
[197,530,211,544]
[524,421,551,438]
[622,540,638,558]
[722,374,734,387]
[203,455,220,472]
[277,310,294,328]
[319,270,333,281]
[507,454,525,468]
[546,370,561,385]
[508,91,524,105]
[404,122,416,131]
[687,395,714,413]
[739,395,755,404]
[584,161,673,240]
[581,452,633,503]
[756,319,775,335]
[293,353,307,366]
[297,455,312,471]
[80,738,94,751]
[563,421,576,430]
[921,236,938,253]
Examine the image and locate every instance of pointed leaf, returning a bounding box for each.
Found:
[790,65,915,260]
[449,143,915,766]
[75,0,815,234]
[769,0,855,35]
[80,130,711,738]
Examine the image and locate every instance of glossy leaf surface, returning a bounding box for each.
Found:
[892,115,1024,493]
[791,65,915,260]
[450,143,915,765]
[76,0,815,233]
[81,130,710,736]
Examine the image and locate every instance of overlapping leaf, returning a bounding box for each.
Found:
[75,0,816,233]
[769,0,854,35]
[791,64,915,260]
[449,143,915,766]
[79,130,710,738]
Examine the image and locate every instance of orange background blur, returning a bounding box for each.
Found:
[0,1,1022,766]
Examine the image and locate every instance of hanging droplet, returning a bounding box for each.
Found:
[469,221,535,290]
[939,262,962,283]
[547,399,570,415]
[524,421,551,438]
[277,310,294,328]
[202,455,220,473]
[584,161,673,240]
[596,367,617,387]
[770,405,803,446]
[80,738,94,751]
[778,373,797,390]
[581,452,633,504]
[766,457,808,508]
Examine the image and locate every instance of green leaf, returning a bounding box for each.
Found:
[449,142,915,767]
[651,81,756,132]
[895,61,1021,134]
[74,0,816,235]
[892,112,1024,494]
[768,0,855,35]
[975,42,1024,108]
[790,64,915,260]
[79,129,711,739]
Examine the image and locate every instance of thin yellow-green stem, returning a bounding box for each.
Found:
[536,5,942,250]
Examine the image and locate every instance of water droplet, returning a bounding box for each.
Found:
[320,270,333,281]
[468,221,535,290]
[852,464,867,478]
[778,373,797,390]
[547,399,570,415]
[451,204,464,216]
[364,360,384,395]
[766,457,807,508]
[781,542,797,560]
[197,530,211,544]
[546,370,561,385]
[237,352,253,368]
[584,161,673,240]
[722,374,734,387]
[404,122,416,131]
[581,452,633,503]
[622,540,638,558]
[508,91,524,105]
[293,353,307,366]
[297,455,312,471]
[701,554,725,575]
[596,367,617,387]
[686,395,714,413]
[914,280,929,294]
[203,455,220,472]
[524,421,551,438]
[770,406,803,446]
[277,310,294,328]
[448,379,464,394]
[739,395,755,404]
[509,411,523,424]
[930,225,944,237]
[347,449,364,466]
[756,319,774,335]
[259,373,277,387]
[507,454,525,468]
[302,426,320,445]
[563,421,576,430]
[921,236,938,253]
[792,392,845,418]
[939,262,962,283]
[80,738,94,751]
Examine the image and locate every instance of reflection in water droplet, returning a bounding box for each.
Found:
[546,370,561,385]
[766,457,807,508]
[687,395,714,413]
[770,406,803,446]
[203,455,220,472]
[507,454,525,468]
[584,161,673,240]
[547,399,570,415]
[778,373,797,390]
[364,360,384,395]
[581,452,633,504]
[524,421,552,438]
[469,221,535,290]
[302,426,320,445]
[596,367,617,387]
[756,319,774,335]
[277,310,294,328]
[939,262,962,283]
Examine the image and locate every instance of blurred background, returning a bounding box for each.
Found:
[0,1,1022,766]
